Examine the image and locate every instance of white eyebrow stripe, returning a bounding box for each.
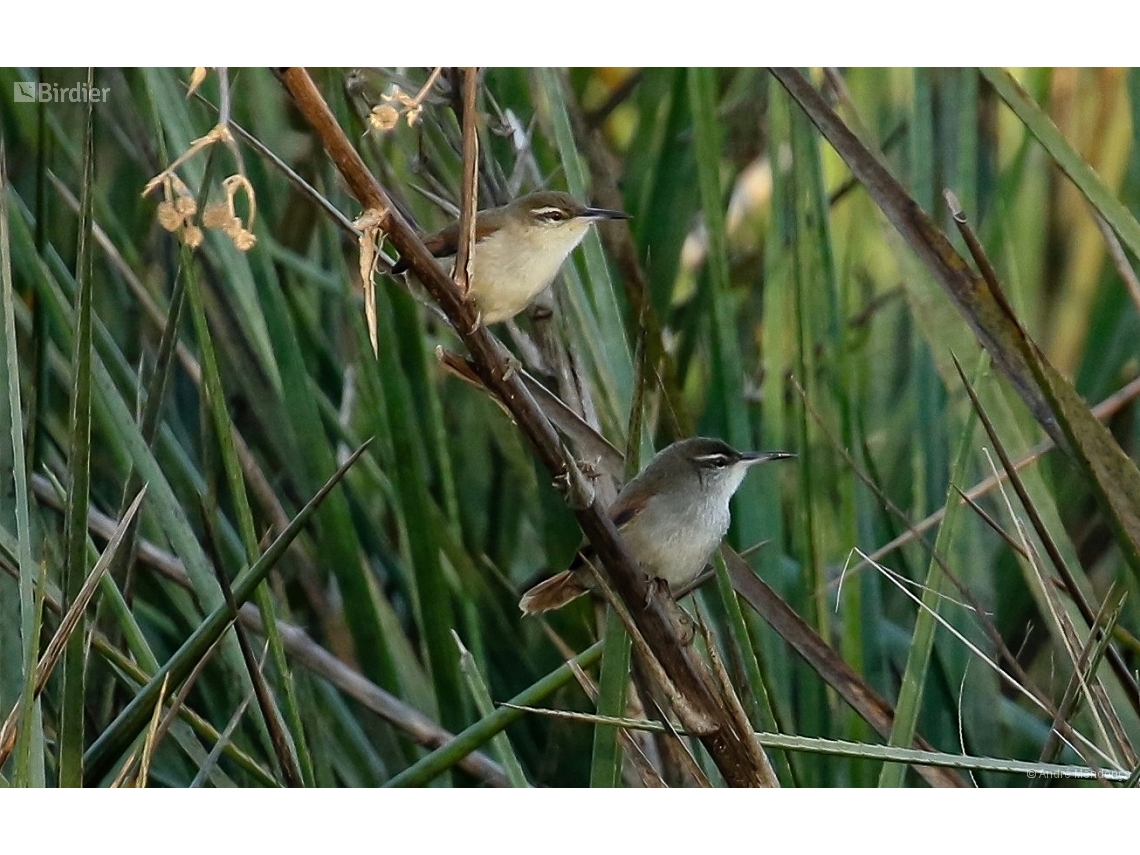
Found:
[693,453,732,466]
[531,206,567,217]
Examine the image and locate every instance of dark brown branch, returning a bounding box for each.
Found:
[277,67,776,787]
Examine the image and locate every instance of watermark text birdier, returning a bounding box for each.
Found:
[13,81,110,104]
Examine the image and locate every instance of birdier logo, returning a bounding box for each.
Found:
[13,82,110,103]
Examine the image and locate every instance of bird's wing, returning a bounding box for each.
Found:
[608,489,649,530]
[390,219,498,274]
[567,490,649,570]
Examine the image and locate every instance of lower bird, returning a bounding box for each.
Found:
[519,437,793,614]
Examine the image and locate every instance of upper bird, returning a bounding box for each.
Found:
[391,190,629,324]
[519,437,794,615]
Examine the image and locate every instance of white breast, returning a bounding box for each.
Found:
[620,495,731,590]
[466,220,593,323]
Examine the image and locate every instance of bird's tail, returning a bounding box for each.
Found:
[519,570,589,615]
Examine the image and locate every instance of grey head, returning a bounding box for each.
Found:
[615,437,793,513]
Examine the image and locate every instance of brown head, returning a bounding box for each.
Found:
[501,190,629,228]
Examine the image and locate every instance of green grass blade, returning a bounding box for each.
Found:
[0,136,45,787]
[687,68,752,461]
[82,441,369,785]
[590,316,647,789]
[589,609,630,788]
[713,552,794,785]
[28,469,256,787]
[185,251,311,785]
[453,631,528,787]
[767,72,834,784]
[188,693,254,788]
[507,707,1130,781]
[878,351,981,787]
[385,640,603,788]
[5,187,240,630]
[629,69,699,319]
[251,247,401,698]
[58,67,96,788]
[372,283,463,736]
[533,67,632,428]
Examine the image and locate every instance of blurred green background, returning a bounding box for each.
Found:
[1,67,1138,787]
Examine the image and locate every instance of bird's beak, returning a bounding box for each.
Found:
[581,207,631,221]
[740,451,796,466]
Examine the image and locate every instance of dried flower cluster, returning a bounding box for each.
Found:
[142,125,257,252]
[368,87,425,133]
[202,175,257,251]
[367,69,443,135]
[152,173,204,248]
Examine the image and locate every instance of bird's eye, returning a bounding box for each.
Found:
[532,206,567,223]
[695,453,732,468]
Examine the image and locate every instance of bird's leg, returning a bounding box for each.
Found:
[501,353,521,382]
[466,310,483,335]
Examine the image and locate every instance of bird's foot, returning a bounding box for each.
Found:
[501,353,521,382]
[576,457,602,481]
[644,575,669,609]
[466,310,483,335]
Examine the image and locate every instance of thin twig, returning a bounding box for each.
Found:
[791,377,1082,751]
[825,369,1140,589]
[409,67,444,113]
[454,68,479,298]
[1092,209,1140,318]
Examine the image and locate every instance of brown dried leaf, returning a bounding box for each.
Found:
[187,67,208,99]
